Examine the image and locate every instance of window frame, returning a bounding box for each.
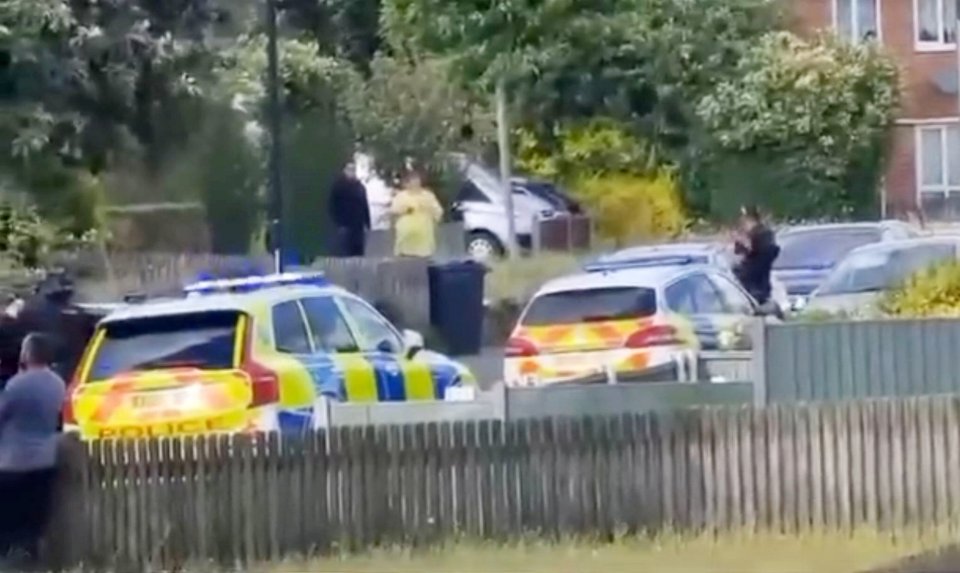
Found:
[915,124,960,202]
[707,272,758,316]
[664,272,727,315]
[832,0,882,43]
[270,300,314,355]
[337,295,405,354]
[664,276,697,315]
[914,0,956,51]
[299,295,363,354]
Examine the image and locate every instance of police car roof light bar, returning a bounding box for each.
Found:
[583,255,703,273]
[184,271,329,295]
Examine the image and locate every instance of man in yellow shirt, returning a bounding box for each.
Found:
[390,169,444,257]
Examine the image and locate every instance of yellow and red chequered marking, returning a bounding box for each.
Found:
[75,368,253,439]
[514,318,652,353]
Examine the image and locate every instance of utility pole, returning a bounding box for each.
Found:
[496,78,518,258]
[265,0,284,273]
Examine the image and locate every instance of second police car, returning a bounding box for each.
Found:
[63,272,476,440]
[503,247,779,387]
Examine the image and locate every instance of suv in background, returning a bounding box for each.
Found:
[449,154,580,260]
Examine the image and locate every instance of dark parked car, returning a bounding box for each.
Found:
[773,221,921,308]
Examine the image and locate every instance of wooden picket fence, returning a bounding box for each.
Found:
[45,396,960,570]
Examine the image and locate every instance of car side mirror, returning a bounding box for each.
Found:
[403,329,425,359]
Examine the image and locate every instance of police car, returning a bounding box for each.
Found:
[63,272,476,440]
[504,253,778,387]
[594,242,790,313]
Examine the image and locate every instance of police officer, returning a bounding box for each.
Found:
[16,273,75,381]
[733,205,781,308]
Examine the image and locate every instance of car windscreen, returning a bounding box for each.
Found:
[774,229,882,270]
[521,287,657,326]
[87,311,241,381]
[816,245,956,296]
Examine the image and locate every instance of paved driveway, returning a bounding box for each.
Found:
[458,347,504,390]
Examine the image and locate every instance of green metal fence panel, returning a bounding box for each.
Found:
[505,381,753,419]
[763,319,960,403]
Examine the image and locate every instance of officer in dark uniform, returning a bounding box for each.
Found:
[733,205,781,308]
[16,273,76,381]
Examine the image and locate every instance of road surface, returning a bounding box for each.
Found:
[458,347,504,390]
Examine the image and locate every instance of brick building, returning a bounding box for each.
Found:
[797,0,960,219]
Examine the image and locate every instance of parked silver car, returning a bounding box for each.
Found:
[805,237,960,314]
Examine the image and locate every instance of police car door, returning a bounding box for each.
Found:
[665,272,727,350]
[704,271,758,349]
[337,296,436,402]
[298,296,377,402]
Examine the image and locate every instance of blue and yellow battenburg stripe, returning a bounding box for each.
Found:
[270,351,456,406]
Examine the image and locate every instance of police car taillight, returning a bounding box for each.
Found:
[241,359,280,407]
[625,325,681,348]
[62,380,78,426]
[505,336,538,357]
[239,319,279,407]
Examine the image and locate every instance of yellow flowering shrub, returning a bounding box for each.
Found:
[515,120,686,243]
[572,170,685,246]
[880,260,960,318]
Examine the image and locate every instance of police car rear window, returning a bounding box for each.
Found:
[87,311,240,381]
[522,287,657,326]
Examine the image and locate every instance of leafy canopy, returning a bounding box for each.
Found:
[695,32,899,218]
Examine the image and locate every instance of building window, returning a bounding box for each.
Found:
[916,0,957,48]
[835,0,879,42]
[917,125,960,220]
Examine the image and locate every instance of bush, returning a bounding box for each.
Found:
[515,119,660,182]
[572,170,686,246]
[880,261,960,318]
[695,31,899,219]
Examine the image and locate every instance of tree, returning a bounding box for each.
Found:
[695,32,899,218]
[342,55,493,182]
[382,0,778,133]
[281,0,384,71]
[213,35,359,260]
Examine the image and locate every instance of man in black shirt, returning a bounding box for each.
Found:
[328,161,371,257]
[733,205,780,306]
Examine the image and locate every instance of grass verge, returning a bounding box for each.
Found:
[261,530,953,573]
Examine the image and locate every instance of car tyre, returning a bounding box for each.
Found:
[467,231,505,262]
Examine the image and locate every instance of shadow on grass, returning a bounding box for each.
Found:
[862,544,960,573]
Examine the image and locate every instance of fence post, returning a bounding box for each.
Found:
[42,435,88,571]
[532,218,542,254]
[605,364,618,385]
[491,382,508,422]
[750,318,768,406]
[313,397,332,430]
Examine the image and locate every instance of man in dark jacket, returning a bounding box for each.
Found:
[733,205,780,306]
[328,161,371,257]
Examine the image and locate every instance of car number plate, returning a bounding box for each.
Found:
[130,394,170,409]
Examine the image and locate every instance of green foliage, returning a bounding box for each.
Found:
[695,32,899,219]
[185,106,263,255]
[573,170,686,245]
[281,0,385,71]
[281,109,354,261]
[0,199,59,268]
[515,120,685,244]
[343,56,493,181]
[214,35,360,115]
[516,119,660,181]
[880,260,960,318]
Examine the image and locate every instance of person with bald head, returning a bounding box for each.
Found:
[0,332,66,564]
